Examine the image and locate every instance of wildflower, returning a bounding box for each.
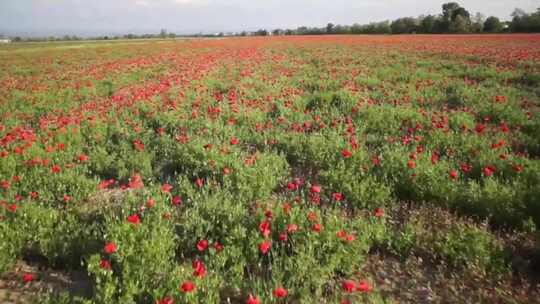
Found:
[342,280,356,293]
[100,259,111,270]
[22,273,34,283]
[197,239,209,252]
[341,149,352,158]
[157,297,174,304]
[449,170,458,180]
[357,280,372,293]
[180,281,195,293]
[192,260,206,278]
[310,185,321,194]
[172,196,182,206]
[128,174,144,189]
[246,294,260,304]
[332,192,344,201]
[51,165,61,173]
[77,154,89,162]
[213,241,224,252]
[483,165,496,177]
[104,242,117,254]
[273,287,288,298]
[286,224,298,233]
[8,203,17,213]
[161,183,173,193]
[287,182,298,191]
[259,240,271,254]
[374,207,384,218]
[127,214,141,225]
[259,220,271,238]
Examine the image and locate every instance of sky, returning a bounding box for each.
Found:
[0,0,538,37]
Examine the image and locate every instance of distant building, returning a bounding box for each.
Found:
[0,39,11,43]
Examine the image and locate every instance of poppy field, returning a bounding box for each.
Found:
[1,35,540,303]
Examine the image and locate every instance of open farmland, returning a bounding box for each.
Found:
[1,35,540,303]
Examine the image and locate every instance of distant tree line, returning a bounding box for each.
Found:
[250,3,540,36]
[5,2,540,42]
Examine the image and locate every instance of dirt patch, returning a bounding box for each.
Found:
[0,261,92,303]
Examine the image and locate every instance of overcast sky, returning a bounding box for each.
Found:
[1,0,538,36]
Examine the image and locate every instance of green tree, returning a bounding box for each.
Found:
[449,14,471,33]
[471,12,485,33]
[159,29,167,38]
[326,23,335,34]
[391,17,418,34]
[420,15,437,33]
[483,16,503,32]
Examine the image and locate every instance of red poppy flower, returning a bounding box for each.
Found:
[197,239,209,252]
[259,220,271,238]
[230,137,239,145]
[273,287,288,298]
[332,192,344,201]
[78,154,89,162]
[133,139,145,151]
[407,160,416,169]
[287,182,298,191]
[161,183,173,193]
[157,297,174,304]
[51,165,61,173]
[127,214,141,225]
[195,178,204,188]
[213,241,224,252]
[341,149,352,158]
[246,294,260,304]
[279,232,288,242]
[104,242,117,254]
[357,280,372,293]
[146,198,155,208]
[259,240,271,254]
[180,281,195,293]
[475,123,486,134]
[8,203,17,213]
[172,196,182,206]
[192,260,206,278]
[374,207,384,218]
[0,180,9,190]
[312,223,322,233]
[310,185,321,194]
[460,163,472,173]
[449,170,458,180]
[128,174,144,189]
[342,280,356,293]
[286,224,298,233]
[100,259,111,270]
[483,165,496,177]
[22,273,34,283]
